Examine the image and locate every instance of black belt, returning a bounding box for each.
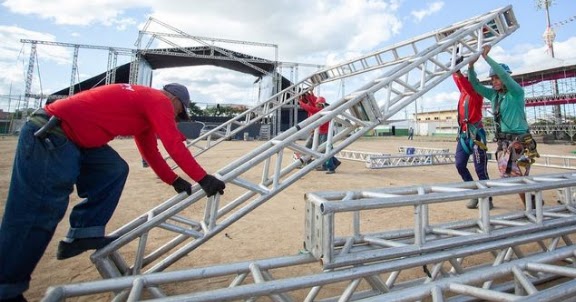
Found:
[28,108,65,139]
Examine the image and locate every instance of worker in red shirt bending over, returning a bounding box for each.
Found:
[0,83,225,302]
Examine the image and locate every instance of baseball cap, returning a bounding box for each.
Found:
[163,83,191,121]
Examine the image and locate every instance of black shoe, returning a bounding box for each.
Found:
[57,236,119,260]
[334,159,341,170]
[0,294,27,302]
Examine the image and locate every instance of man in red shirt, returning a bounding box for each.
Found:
[452,60,491,210]
[298,95,341,174]
[0,83,225,302]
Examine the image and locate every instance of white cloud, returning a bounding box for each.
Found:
[481,37,576,76]
[2,0,144,28]
[410,1,444,23]
[0,26,71,99]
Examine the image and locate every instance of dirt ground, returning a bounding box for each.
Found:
[1,134,575,301]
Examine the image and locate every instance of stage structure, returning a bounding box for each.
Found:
[17,18,323,135]
[58,4,539,298]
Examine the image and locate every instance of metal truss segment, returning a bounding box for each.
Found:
[306,173,576,269]
[161,6,518,163]
[337,150,391,162]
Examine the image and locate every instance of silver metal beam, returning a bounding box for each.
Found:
[43,213,576,301]
[89,6,521,284]
[165,6,518,162]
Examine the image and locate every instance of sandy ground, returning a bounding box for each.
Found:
[1,134,575,301]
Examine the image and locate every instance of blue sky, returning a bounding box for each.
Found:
[0,0,575,114]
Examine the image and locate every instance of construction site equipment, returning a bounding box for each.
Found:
[89,6,520,284]
[43,173,576,301]
[337,150,390,162]
[366,152,456,168]
[397,146,450,155]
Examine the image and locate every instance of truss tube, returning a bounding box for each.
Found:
[141,18,272,76]
[319,176,576,214]
[141,124,372,274]
[356,248,576,302]
[44,232,576,301]
[23,43,36,116]
[69,46,79,96]
[43,254,315,302]
[170,6,516,162]
[308,174,576,268]
[326,210,576,270]
[71,230,576,302]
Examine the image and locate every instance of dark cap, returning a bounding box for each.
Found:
[163,83,191,121]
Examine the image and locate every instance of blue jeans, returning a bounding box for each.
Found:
[455,136,489,182]
[0,122,129,299]
[317,134,339,171]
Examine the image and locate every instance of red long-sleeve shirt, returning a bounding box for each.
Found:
[453,73,484,131]
[299,99,329,134]
[45,84,207,184]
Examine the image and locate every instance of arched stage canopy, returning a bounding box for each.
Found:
[51,46,293,97]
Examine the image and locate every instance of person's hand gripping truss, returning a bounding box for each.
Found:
[171,174,226,197]
[198,174,226,197]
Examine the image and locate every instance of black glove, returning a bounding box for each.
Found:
[172,177,192,195]
[198,174,226,197]
[455,56,464,65]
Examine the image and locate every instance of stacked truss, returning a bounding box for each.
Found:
[43,173,576,301]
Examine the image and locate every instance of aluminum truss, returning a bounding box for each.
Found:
[19,39,136,110]
[43,173,576,301]
[90,5,519,287]
[397,146,450,155]
[305,172,576,268]
[165,6,518,161]
[366,152,456,168]
[336,150,391,162]
[342,148,576,170]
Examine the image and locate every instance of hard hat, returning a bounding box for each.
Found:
[489,63,512,77]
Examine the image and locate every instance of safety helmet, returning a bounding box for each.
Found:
[488,63,512,77]
[316,96,326,104]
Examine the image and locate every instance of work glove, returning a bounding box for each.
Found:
[198,174,226,197]
[454,56,464,65]
[172,177,192,195]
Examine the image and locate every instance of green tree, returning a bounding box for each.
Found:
[187,102,204,117]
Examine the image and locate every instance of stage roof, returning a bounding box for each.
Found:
[479,58,576,87]
[51,46,293,97]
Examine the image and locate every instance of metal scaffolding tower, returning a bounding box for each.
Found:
[19,39,136,106]
[86,5,520,288]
